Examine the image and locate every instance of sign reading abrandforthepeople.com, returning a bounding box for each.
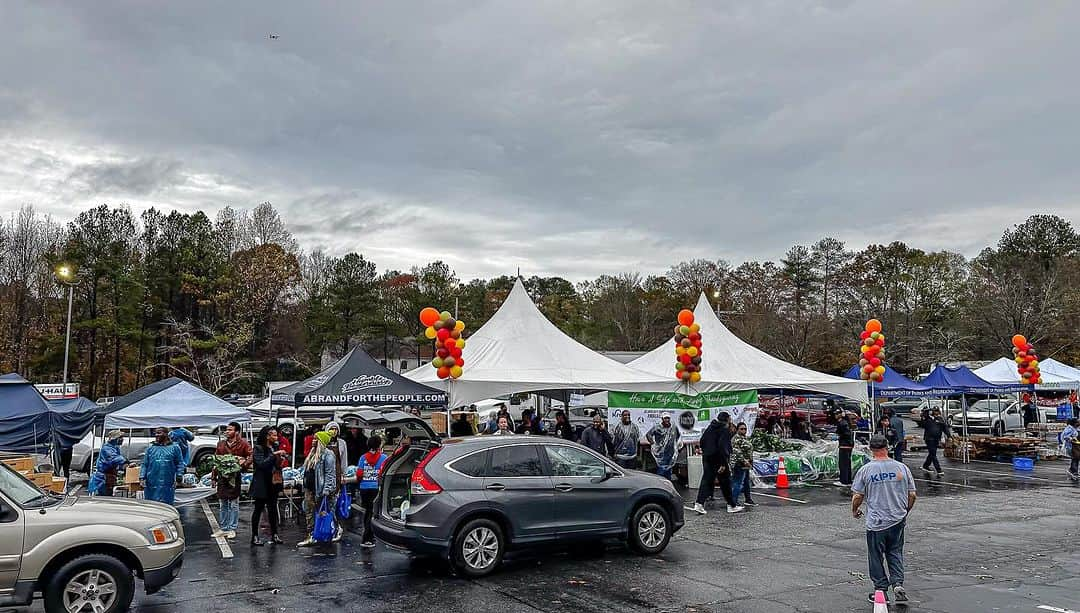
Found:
[607,390,759,443]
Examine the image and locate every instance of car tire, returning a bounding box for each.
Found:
[628,503,672,555]
[451,518,504,578]
[192,449,212,472]
[43,553,135,613]
[993,422,1005,437]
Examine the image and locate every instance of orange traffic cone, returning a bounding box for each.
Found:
[776,456,790,489]
[872,589,888,613]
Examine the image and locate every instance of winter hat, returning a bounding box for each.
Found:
[315,431,331,446]
[325,421,340,433]
[107,429,124,441]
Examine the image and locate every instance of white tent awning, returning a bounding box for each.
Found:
[104,378,251,429]
[973,357,1077,391]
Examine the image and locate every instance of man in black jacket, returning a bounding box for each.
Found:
[688,413,743,515]
[833,412,857,487]
[919,407,951,476]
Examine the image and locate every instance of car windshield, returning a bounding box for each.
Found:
[967,400,1011,412]
[0,463,52,507]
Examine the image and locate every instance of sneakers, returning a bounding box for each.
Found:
[297,538,316,547]
[893,585,908,602]
[727,505,745,514]
[225,530,237,539]
[360,541,376,548]
[332,526,344,543]
[686,503,707,515]
[868,591,890,604]
[922,467,932,474]
[936,470,945,477]
[743,500,757,506]
[832,481,845,487]
[211,529,225,538]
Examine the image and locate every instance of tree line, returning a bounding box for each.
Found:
[1,203,1077,399]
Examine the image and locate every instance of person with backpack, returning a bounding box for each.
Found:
[356,435,388,548]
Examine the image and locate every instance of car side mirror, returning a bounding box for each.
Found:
[591,467,617,483]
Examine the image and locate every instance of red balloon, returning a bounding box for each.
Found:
[863,365,874,374]
[437,328,451,341]
[860,330,870,340]
[456,358,464,368]
[869,357,881,367]
[450,346,462,358]
[437,348,449,359]
[436,366,450,379]
[678,309,695,326]
[679,354,692,365]
[692,339,702,349]
[875,338,885,347]
[689,333,701,342]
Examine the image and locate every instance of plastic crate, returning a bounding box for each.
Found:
[1013,457,1034,471]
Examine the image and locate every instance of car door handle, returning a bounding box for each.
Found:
[554,483,574,492]
[485,483,506,491]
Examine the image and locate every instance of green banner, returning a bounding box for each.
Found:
[608,389,759,442]
[608,390,758,411]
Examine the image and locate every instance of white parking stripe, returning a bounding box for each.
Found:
[912,478,981,490]
[200,499,233,559]
[943,466,1052,482]
[753,492,808,504]
[1037,605,1080,613]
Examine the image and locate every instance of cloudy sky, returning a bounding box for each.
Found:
[2,2,1078,280]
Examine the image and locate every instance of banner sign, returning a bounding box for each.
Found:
[34,383,80,400]
[607,390,759,443]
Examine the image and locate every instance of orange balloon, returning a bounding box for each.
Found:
[865,319,882,333]
[677,309,695,326]
[1011,334,1027,349]
[419,307,440,327]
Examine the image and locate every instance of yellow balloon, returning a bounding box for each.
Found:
[450,365,463,378]
[689,372,701,383]
[675,346,686,356]
[456,338,466,349]
[424,326,437,339]
[687,346,699,357]
[860,345,870,354]
[454,320,466,332]
[689,323,700,334]
[874,365,885,375]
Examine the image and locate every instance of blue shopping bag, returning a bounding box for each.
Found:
[336,490,352,520]
[313,497,336,542]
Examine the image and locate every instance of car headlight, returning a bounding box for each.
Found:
[147,522,179,545]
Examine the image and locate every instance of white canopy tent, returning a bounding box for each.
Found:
[1037,358,1080,389]
[404,279,672,408]
[104,378,251,429]
[973,357,1076,391]
[629,294,868,404]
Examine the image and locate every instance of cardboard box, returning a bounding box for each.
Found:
[50,477,67,493]
[2,457,34,472]
[432,411,479,436]
[28,473,52,488]
[124,466,142,492]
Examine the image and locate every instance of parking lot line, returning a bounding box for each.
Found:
[753,492,808,504]
[1037,605,1080,613]
[200,499,233,559]
[912,478,981,490]
[942,466,1052,482]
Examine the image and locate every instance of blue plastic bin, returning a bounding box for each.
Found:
[1057,405,1072,421]
[1013,457,1034,471]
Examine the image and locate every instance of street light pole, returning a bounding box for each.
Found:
[62,284,73,384]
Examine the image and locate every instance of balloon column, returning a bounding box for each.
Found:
[858,319,886,383]
[419,307,466,380]
[1011,334,1041,385]
[674,309,703,383]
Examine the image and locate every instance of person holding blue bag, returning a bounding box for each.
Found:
[298,431,337,547]
[357,435,387,548]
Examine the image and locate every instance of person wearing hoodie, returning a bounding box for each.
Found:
[886,408,906,462]
[834,412,857,487]
[356,435,388,548]
[88,430,127,496]
[552,410,576,441]
[169,426,195,471]
[689,413,742,515]
[579,415,614,457]
[611,410,642,469]
[729,422,757,507]
[324,422,348,542]
[918,407,951,476]
[298,431,337,547]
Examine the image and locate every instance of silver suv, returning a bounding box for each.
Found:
[0,463,184,612]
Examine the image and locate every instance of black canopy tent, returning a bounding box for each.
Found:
[270,347,447,461]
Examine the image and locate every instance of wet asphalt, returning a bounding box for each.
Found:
[20,452,1080,613]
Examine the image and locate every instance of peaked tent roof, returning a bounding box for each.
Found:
[47,397,102,450]
[0,373,53,453]
[973,357,1074,391]
[630,294,868,403]
[273,346,447,407]
[843,365,936,397]
[922,364,1025,394]
[1037,358,1080,388]
[104,377,251,429]
[405,280,671,408]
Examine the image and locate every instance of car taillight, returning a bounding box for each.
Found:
[410,447,443,495]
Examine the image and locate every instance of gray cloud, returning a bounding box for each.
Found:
[1,1,1078,280]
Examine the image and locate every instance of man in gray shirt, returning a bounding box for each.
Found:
[852,434,917,605]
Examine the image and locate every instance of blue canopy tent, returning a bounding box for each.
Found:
[0,373,53,454]
[47,397,104,451]
[921,364,1028,395]
[843,365,937,398]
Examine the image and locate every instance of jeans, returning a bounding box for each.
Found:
[218,498,239,532]
[1070,456,1079,474]
[695,458,735,506]
[866,521,906,590]
[656,466,673,479]
[360,489,378,543]
[892,443,903,463]
[740,467,754,502]
[731,467,748,502]
[923,442,941,472]
[839,448,853,485]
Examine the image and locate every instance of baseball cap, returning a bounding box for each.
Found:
[660,412,672,420]
[868,434,889,450]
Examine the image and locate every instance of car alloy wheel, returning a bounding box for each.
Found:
[637,510,667,549]
[63,568,118,613]
[462,526,499,570]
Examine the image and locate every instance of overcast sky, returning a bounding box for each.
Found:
[2,2,1078,280]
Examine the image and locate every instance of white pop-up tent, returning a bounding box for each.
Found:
[104,377,251,429]
[405,279,671,408]
[629,294,868,404]
[1037,358,1080,389]
[973,357,1075,391]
